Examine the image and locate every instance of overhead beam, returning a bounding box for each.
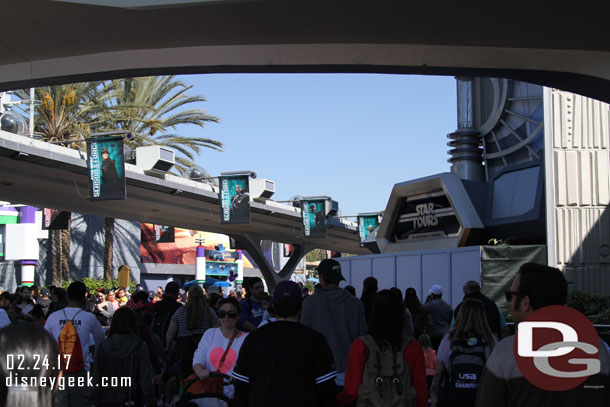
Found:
[1,1,610,101]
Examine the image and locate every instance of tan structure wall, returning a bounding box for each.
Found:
[545,89,610,293]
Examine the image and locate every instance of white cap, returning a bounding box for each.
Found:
[429,284,442,295]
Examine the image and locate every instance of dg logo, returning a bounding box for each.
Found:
[514,305,601,391]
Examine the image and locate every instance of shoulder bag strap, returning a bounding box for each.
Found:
[217,330,239,372]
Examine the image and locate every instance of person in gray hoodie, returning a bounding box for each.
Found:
[91,307,156,407]
[301,259,367,389]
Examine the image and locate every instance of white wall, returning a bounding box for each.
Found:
[337,246,481,307]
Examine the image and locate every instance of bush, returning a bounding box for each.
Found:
[566,291,610,325]
[591,309,610,325]
[60,278,137,293]
[566,291,610,316]
[501,291,610,326]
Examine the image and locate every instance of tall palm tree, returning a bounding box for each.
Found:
[15,83,112,284]
[105,76,222,174]
[16,77,222,282]
[99,76,221,280]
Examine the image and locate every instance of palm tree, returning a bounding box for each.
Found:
[98,76,221,280]
[15,83,113,284]
[105,76,222,174]
[15,77,222,283]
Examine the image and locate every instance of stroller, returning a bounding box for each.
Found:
[175,372,233,407]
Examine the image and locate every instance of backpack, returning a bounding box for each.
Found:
[441,337,487,406]
[58,309,85,373]
[357,335,416,407]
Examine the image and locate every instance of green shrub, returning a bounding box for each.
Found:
[566,291,610,317]
[590,309,610,325]
[60,278,137,293]
[566,290,610,325]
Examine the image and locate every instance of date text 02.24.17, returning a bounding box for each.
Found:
[6,354,71,371]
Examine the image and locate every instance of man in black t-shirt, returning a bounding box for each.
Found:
[232,280,337,407]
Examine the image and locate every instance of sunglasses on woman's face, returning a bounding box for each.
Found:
[218,310,238,319]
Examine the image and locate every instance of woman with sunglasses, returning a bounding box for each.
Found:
[192,297,248,400]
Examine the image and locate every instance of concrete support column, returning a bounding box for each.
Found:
[231,233,312,290]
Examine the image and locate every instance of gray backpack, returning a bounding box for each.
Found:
[357,335,417,407]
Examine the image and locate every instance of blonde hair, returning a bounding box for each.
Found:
[448,298,495,351]
[186,285,208,331]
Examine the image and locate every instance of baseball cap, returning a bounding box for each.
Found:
[272,280,302,307]
[206,285,221,295]
[317,259,345,283]
[429,284,442,295]
[40,287,50,297]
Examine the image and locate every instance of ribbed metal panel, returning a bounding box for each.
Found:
[547,89,610,293]
[564,265,610,294]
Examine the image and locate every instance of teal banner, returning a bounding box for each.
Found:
[358,214,380,244]
[301,199,327,238]
[87,136,126,201]
[219,175,251,224]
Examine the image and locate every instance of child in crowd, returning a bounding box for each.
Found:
[418,333,437,398]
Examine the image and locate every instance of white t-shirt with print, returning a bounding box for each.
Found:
[192,327,248,399]
[44,307,106,371]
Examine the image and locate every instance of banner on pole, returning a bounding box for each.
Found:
[300,199,327,238]
[219,175,251,224]
[357,214,380,245]
[87,136,126,201]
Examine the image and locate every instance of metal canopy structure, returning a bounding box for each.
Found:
[0,1,610,102]
[0,130,366,258]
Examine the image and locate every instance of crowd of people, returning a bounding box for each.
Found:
[0,260,608,407]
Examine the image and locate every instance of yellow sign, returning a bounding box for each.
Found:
[118,265,130,288]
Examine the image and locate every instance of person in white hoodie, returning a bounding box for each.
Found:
[301,259,367,390]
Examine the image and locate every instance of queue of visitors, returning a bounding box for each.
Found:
[0,261,609,407]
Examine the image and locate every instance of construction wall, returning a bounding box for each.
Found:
[337,246,480,307]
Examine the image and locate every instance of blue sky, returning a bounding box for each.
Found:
[175,73,457,217]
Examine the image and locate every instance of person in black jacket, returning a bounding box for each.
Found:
[91,307,156,407]
[453,281,504,339]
